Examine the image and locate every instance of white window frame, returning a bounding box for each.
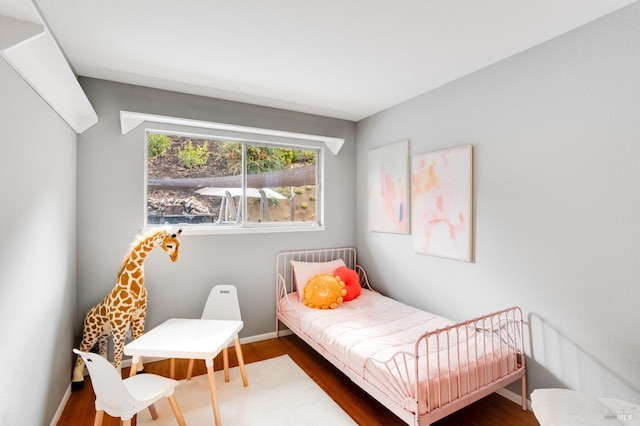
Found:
[125,112,344,236]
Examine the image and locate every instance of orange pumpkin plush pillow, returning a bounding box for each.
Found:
[290,259,346,302]
[302,274,347,309]
[333,266,361,301]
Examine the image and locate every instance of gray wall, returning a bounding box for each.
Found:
[356,3,640,403]
[76,78,356,338]
[3,4,638,423]
[0,58,77,425]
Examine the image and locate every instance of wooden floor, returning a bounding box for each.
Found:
[58,335,539,425]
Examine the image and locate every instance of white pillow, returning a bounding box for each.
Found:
[290,259,346,301]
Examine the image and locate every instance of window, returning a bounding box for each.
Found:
[145,130,323,232]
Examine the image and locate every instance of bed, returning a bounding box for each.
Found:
[275,247,527,426]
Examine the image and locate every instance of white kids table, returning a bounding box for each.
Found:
[124,318,244,426]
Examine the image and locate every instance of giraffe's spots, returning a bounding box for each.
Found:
[117,292,131,305]
[77,228,181,373]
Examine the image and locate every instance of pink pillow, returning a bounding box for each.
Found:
[290,259,346,301]
[333,266,361,301]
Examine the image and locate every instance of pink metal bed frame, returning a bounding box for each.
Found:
[275,247,527,426]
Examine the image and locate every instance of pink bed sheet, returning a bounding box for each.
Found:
[278,289,518,414]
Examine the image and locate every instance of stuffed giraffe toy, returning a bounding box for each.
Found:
[71,227,182,391]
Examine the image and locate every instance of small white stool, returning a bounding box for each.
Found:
[531,388,639,425]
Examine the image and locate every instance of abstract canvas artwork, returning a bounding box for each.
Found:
[367,140,410,234]
[411,145,473,261]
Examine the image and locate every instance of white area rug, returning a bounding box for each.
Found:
[137,355,357,425]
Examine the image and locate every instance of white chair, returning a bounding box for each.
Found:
[185,284,249,386]
[73,349,186,426]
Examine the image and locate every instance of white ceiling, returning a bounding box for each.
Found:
[34,0,637,122]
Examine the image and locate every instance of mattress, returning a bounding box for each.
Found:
[278,289,518,414]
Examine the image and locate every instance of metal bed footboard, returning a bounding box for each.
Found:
[362,306,527,425]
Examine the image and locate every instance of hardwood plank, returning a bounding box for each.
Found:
[57,335,537,426]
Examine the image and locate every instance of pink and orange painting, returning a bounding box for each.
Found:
[367,140,410,234]
[411,145,473,261]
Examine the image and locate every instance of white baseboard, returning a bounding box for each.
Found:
[50,384,71,426]
[495,387,532,411]
[54,330,294,423]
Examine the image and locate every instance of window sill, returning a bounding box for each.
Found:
[148,223,326,236]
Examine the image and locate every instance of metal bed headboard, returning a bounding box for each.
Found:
[275,247,361,294]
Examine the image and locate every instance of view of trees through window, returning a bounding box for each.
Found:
[146,132,319,227]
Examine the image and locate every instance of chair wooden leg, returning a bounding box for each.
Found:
[223,347,230,382]
[186,359,195,380]
[167,394,187,426]
[123,419,131,426]
[148,403,159,420]
[93,410,104,426]
[234,338,248,387]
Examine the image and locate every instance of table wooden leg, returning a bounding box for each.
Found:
[93,409,104,426]
[233,338,248,387]
[129,361,139,377]
[186,359,195,380]
[222,347,230,382]
[170,358,176,379]
[206,359,222,426]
